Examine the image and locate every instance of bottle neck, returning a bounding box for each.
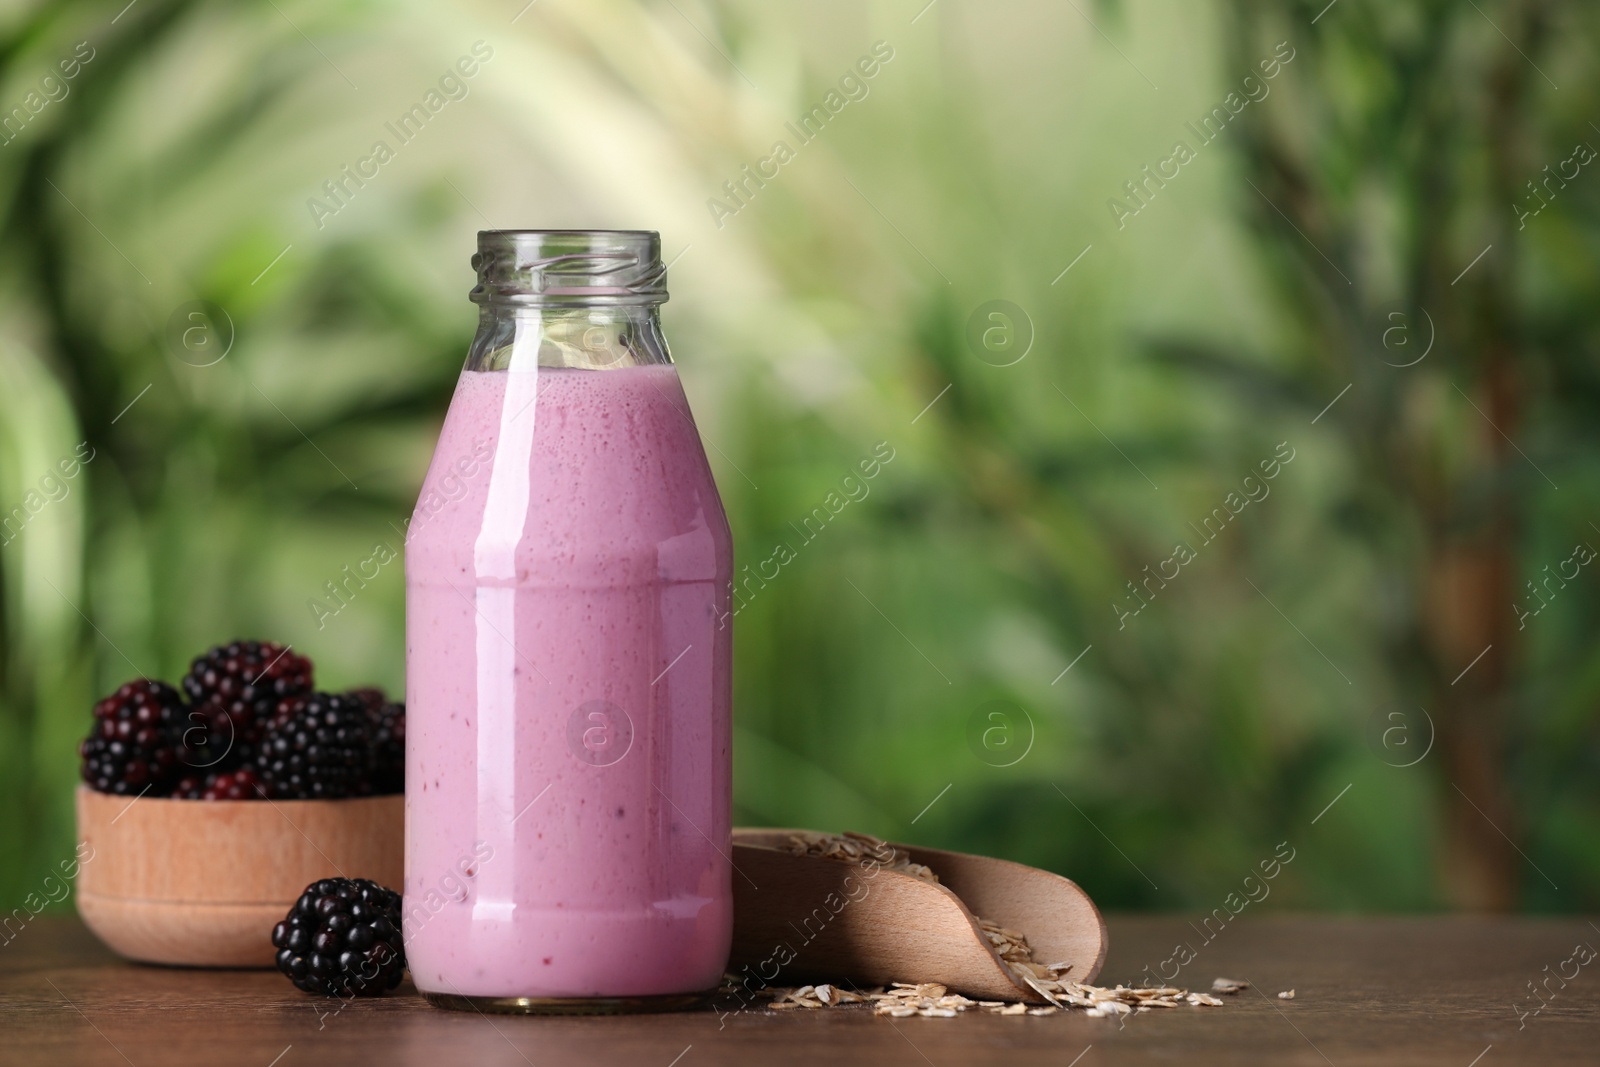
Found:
[466,304,671,372]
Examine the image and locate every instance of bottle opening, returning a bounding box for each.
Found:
[471,230,668,307]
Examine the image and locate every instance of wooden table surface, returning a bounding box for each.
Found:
[3,915,1596,1065]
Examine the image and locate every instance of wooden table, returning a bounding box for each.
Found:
[3,915,1595,1065]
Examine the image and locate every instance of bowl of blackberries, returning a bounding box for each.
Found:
[75,639,407,971]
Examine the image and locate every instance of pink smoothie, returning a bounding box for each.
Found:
[403,364,733,998]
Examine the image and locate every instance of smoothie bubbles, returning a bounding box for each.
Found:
[404,230,734,1012]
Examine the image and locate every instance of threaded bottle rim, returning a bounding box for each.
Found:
[470,230,667,307]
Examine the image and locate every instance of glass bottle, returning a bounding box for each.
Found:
[403,230,733,1013]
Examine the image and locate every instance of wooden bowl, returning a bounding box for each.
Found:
[75,785,403,968]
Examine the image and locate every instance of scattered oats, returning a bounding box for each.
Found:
[1021,974,1063,1007]
[753,830,1233,1021]
[783,831,940,883]
[1278,990,1295,1000]
[979,918,1034,965]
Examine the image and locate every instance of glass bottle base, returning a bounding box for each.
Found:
[422,989,716,1015]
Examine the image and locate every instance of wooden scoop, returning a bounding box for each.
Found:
[729,829,1107,1003]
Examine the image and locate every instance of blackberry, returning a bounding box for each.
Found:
[254,692,372,800]
[178,768,266,800]
[348,687,406,796]
[181,640,313,770]
[79,680,186,795]
[266,692,310,729]
[345,687,386,715]
[173,773,210,799]
[272,878,405,996]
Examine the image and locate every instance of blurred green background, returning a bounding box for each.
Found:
[1,0,1596,916]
